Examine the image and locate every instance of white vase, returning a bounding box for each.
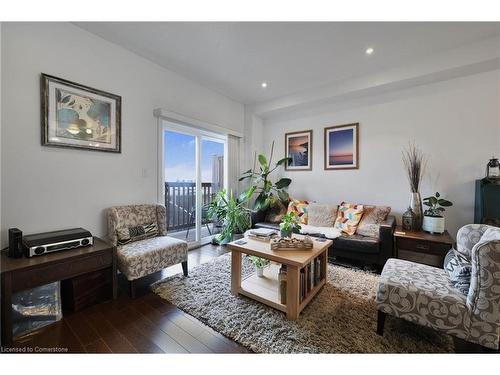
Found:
[256,266,264,277]
[422,216,445,234]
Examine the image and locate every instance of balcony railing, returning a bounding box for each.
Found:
[164,182,217,232]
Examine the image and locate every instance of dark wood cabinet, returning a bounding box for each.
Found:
[61,268,113,312]
[1,237,116,346]
[394,226,454,267]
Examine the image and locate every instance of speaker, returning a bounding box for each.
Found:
[8,228,24,258]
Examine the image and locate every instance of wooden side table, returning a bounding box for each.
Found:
[1,237,116,346]
[393,226,454,268]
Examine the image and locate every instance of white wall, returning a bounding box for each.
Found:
[0,22,2,245]
[263,70,500,238]
[1,23,244,246]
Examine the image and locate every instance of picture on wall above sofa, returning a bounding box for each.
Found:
[41,73,122,153]
[285,130,312,171]
[324,123,359,170]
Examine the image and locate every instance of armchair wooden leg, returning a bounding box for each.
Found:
[182,261,188,276]
[377,310,386,336]
[129,280,136,299]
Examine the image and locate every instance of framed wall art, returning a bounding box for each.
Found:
[41,73,121,153]
[285,130,312,171]
[324,123,359,170]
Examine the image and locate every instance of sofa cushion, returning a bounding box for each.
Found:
[300,224,341,239]
[334,202,364,235]
[333,234,380,254]
[117,222,158,245]
[376,258,469,340]
[287,199,310,224]
[443,249,472,295]
[356,205,391,238]
[308,203,338,227]
[117,236,188,281]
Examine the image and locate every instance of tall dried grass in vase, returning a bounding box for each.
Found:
[402,143,427,229]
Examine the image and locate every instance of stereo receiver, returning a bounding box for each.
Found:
[23,228,93,257]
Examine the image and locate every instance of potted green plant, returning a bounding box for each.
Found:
[239,141,292,212]
[207,187,255,244]
[248,256,270,277]
[279,211,302,238]
[422,192,453,234]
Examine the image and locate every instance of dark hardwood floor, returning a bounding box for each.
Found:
[11,244,250,354]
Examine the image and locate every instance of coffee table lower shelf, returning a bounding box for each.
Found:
[236,263,326,319]
[239,265,287,313]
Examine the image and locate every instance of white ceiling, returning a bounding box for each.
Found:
[74,22,500,104]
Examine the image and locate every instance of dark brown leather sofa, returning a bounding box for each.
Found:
[253,212,396,267]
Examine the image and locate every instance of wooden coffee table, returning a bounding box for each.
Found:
[228,234,332,320]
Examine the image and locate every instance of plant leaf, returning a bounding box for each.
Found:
[435,192,440,198]
[258,154,268,167]
[438,199,453,207]
[254,194,267,211]
[277,190,289,202]
[276,157,292,166]
[275,178,292,189]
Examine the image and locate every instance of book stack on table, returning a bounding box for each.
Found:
[246,228,278,242]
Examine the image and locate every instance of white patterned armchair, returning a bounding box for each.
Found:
[376,224,500,350]
[107,204,188,297]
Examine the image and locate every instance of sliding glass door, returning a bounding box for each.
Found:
[161,122,227,248]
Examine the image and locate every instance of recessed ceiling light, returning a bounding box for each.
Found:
[261,82,268,88]
[365,47,374,55]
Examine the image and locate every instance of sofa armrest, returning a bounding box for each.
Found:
[156,204,167,236]
[379,215,396,231]
[251,209,268,228]
[457,224,491,259]
[378,215,396,266]
[467,238,500,349]
[106,207,118,246]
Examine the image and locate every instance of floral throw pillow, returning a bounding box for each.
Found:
[334,202,364,235]
[287,199,310,225]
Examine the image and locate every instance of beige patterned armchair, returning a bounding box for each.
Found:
[107,204,188,297]
[376,224,500,350]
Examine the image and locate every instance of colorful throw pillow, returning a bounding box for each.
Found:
[265,200,288,224]
[356,205,391,238]
[443,249,472,295]
[307,203,338,227]
[287,199,310,224]
[117,222,158,245]
[334,202,364,235]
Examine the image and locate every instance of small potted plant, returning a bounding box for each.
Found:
[248,256,270,277]
[422,192,453,234]
[279,211,302,238]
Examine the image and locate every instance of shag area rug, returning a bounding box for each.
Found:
[152,254,454,353]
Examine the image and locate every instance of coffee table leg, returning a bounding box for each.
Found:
[231,250,242,295]
[286,265,300,320]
